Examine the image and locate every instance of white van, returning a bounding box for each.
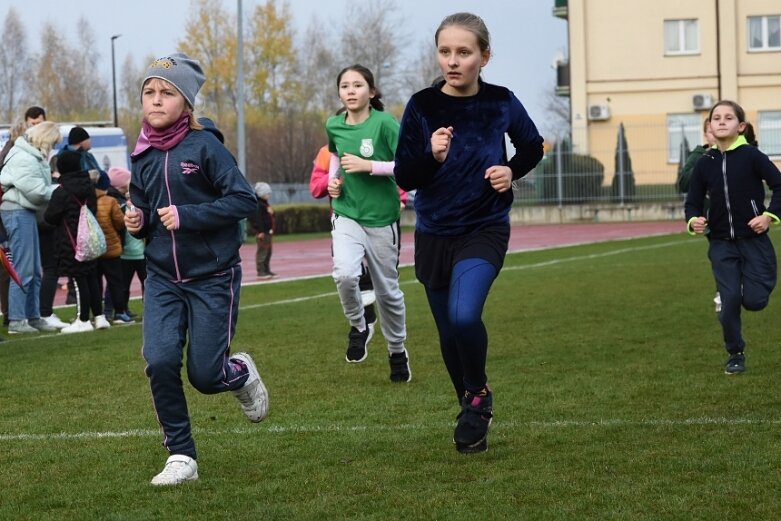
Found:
[0,124,129,171]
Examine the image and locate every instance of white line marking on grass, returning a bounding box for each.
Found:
[504,239,690,272]
[240,291,340,310]
[5,238,690,344]
[2,416,778,443]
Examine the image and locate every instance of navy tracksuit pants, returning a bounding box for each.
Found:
[708,234,777,354]
[143,264,249,459]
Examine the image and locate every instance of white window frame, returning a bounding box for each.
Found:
[667,113,703,163]
[758,111,781,157]
[664,19,699,55]
[748,15,781,52]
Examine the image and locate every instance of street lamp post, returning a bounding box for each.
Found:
[111,34,122,127]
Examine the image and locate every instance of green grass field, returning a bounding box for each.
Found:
[2,230,781,520]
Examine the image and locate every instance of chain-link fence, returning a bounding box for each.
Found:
[268,121,779,216]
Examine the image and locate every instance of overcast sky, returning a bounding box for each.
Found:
[8,0,567,131]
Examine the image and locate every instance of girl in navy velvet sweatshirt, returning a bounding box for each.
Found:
[685,100,781,375]
[394,12,543,454]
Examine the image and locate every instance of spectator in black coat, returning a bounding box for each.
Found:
[44,150,109,333]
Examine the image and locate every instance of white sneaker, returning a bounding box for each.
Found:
[61,319,95,334]
[366,320,376,347]
[150,455,198,486]
[231,352,269,422]
[42,314,69,329]
[361,289,376,307]
[94,314,111,330]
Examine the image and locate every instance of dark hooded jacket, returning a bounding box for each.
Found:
[44,169,98,276]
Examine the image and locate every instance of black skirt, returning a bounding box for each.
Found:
[414,224,510,289]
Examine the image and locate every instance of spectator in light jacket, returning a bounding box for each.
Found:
[0,121,60,334]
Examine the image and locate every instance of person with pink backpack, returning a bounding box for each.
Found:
[43,149,110,332]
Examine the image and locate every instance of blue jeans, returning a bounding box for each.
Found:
[1,209,41,321]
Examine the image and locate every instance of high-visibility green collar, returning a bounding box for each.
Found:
[711,134,748,152]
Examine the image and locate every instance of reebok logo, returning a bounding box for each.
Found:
[180,162,200,175]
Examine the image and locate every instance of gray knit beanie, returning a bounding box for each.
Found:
[254,182,272,198]
[142,53,205,108]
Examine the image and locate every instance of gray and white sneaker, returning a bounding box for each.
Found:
[8,319,39,334]
[28,318,58,332]
[150,455,198,486]
[231,352,269,422]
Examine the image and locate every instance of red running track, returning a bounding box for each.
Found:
[242,220,684,281]
[53,221,684,306]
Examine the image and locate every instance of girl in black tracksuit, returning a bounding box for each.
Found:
[685,100,781,374]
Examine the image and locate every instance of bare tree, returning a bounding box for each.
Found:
[540,82,571,138]
[120,54,143,113]
[119,53,153,144]
[30,19,109,121]
[31,26,70,119]
[0,8,30,123]
[338,0,411,107]
[296,14,340,117]
[71,17,110,119]
[403,35,441,96]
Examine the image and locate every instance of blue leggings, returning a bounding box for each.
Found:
[424,258,498,402]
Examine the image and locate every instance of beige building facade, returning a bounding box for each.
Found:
[555,0,781,186]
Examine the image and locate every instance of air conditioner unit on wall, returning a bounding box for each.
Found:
[588,104,610,121]
[692,93,713,111]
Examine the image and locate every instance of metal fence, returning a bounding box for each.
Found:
[266,121,778,209]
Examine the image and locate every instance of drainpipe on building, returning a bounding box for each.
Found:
[715,0,722,100]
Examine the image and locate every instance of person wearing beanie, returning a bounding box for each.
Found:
[248,182,275,278]
[94,161,132,326]
[108,166,131,189]
[126,52,267,486]
[60,126,111,191]
[109,167,146,320]
[43,150,109,333]
[142,53,205,109]
[68,126,90,147]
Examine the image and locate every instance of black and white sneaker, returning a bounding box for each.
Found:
[724,352,745,375]
[389,349,411,383]
[454,388,493,454]
[345,326,370,363]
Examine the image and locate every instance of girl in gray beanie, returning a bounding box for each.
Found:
[126,52,269,486]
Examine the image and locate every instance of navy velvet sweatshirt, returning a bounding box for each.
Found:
[684,136,781,241]
[394,81,543,236]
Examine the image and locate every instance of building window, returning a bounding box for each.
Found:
[748,16,781,51]
[668,113,703,163]
[664,19,699,55]
[758,111,781,156]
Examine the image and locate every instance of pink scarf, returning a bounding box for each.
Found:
[132,113,191,156]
